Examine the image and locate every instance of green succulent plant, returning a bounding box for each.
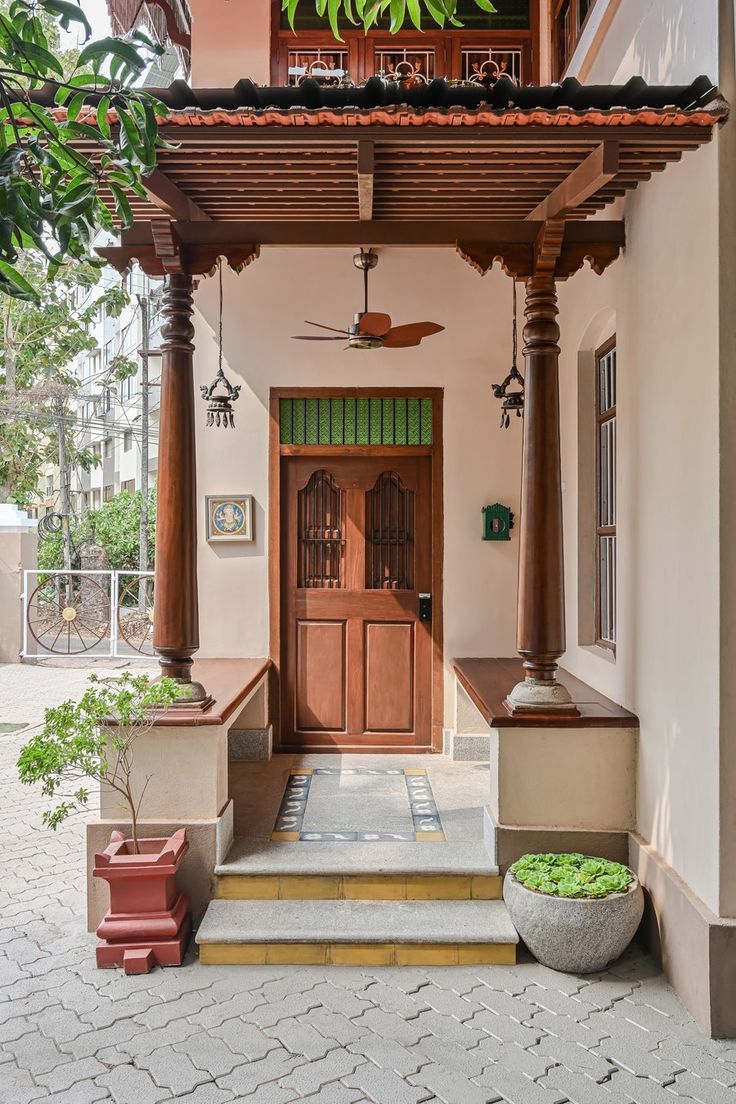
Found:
[509,853,634,899]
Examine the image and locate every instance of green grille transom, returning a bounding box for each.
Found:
[280,397,433,447]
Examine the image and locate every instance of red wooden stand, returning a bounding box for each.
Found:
[93,828,191,975]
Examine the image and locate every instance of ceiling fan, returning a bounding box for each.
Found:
[292,249,445,350]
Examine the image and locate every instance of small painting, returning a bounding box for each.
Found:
[206,495,254,543]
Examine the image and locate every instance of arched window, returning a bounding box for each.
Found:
[366,471,414,590]
[297,471,345,588]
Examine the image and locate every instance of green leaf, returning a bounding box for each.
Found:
[406,0,422,30]
[96,95,111,139]
[389,0,406,33]
[0,258,38,299]
[41,0,92,37]
[77,36,147,75]
[328,0,343,40]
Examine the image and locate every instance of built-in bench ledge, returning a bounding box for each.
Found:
[452,658,639,871]
[453,657,638,729]
[149,658,272,727]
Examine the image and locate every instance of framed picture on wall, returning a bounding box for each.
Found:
[206,494,254,543]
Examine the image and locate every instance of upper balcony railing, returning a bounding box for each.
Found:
[552,0,596,80]
[270,0,538,87]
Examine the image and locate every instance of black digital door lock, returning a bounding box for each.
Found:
[419,593,432,623]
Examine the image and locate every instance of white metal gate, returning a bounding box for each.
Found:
[21,570,155,659]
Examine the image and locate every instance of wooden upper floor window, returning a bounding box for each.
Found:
[271,0,537,86]
[552,0,597,79]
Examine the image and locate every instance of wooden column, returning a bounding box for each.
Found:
[153,272,210,705]
[507,274,576,714]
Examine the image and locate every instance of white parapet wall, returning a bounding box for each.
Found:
[0,504,37,663]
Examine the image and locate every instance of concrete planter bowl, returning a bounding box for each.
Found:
[503,870,644,974]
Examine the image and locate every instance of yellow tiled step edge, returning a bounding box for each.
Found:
[215,873,502,901]
[199,942,517,966]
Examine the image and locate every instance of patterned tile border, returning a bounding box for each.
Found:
[271,768,446,842]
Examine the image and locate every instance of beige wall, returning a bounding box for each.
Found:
[189,0,272,87]
[558,0,724,915]
[192,249,523,725]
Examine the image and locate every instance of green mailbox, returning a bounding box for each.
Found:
[482,503,514,542]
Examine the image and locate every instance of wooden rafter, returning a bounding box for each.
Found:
[143,169,211,223]
[527,141,621,222]
[357,141,375,223]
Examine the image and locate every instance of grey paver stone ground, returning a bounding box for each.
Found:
[360,980,431,1018]
[43,1080,113,1104]
[121,1020,200,1059]
[244,991,321,1029]
[475,1036,558,1079]
[166,1085,235,1104]
[95,1064,173,1104]
[211,1016,280,1060]
[0,1059,47,1103]
[526,1010,610,1047]
[137,1047,212,1095]
[605,1070,693,1104]
[419,983,485,1020]
[669,1071,736,1104]
[277,1048,363,1095]
[344,1060,436,1103]
[410,1061,501,1103]
[414,1008,487,1047]
[473,1064,569,1104]
[6,1030,71,1075]
[308,981,375,1018]
[265,1015,341,1060]
[307,1007,373,1047]
[218,1048,302,1096]
[468,1008,545,1047]
[188,991,264,1028]
[654,1041,736,1085]
[175,1031,248,1077]
[36,1054,108,1092]
[522,985,599,1019]
[409,1032,488,1077]
[530,1035,616,1079]
[299,1083,366,1104]
[348,1033,426,1076]
[538,1066,635,1104]
[353,1007,430,1047]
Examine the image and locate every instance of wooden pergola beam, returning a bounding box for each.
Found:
[120,218,624,250]
[143,169,212,223]
[527,141,620,222]
[357,141,374,222]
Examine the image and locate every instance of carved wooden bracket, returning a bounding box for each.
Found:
[456,221,624,280]
[97,240,261,278]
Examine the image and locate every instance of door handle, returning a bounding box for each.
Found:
[419,593,432,623]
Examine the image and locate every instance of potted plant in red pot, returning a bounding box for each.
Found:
[17,672,191,975]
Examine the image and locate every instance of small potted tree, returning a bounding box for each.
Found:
[503,853,644,974]
[17,672,191,975]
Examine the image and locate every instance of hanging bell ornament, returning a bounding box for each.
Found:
[492,279,525,429]
[200,366,241,428]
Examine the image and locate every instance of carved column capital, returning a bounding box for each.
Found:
[161,273,195,352]
[522,274,560,358]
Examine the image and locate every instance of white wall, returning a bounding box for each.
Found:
[559,0,723,914]
[192,248,524,723]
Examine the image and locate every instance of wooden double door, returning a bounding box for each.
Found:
[281,455,434,749]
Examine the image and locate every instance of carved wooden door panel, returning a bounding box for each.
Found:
[282,456,433,749]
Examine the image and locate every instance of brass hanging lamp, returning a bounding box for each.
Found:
[492,279,525,429]
[200,261,241,428]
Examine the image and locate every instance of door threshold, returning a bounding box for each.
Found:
[278,744,438,755]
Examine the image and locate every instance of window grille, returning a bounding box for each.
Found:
[596,340,616,649]
[287,48,348,85]
[462,47,523,84]
[375,47,434,83]
[280,397,433,447]
[366,471,415,590]
[297,470,346,589]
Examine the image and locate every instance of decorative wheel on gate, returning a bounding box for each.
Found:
[26,572,111,655]
[117,575,155,655]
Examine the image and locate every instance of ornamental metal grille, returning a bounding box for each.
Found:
[280,397,433,447]
[287,48,348,85]
[298,470,346,589]
[462,47,523,84]
[375,47,435,83]
[366,471,415,590]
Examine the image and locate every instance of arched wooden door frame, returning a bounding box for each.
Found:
[269,387,444,753]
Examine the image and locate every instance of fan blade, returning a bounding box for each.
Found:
[292,335,346,341]
[359,312,393,337]
[304,320,351,335]
[382,322,445,348]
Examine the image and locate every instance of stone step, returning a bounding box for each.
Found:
[196,898,518,966]
[216,839,501,900]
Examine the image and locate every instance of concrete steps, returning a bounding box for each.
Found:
[215,840,502,901]
[196,898,518,966]
[197,838,517,966]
